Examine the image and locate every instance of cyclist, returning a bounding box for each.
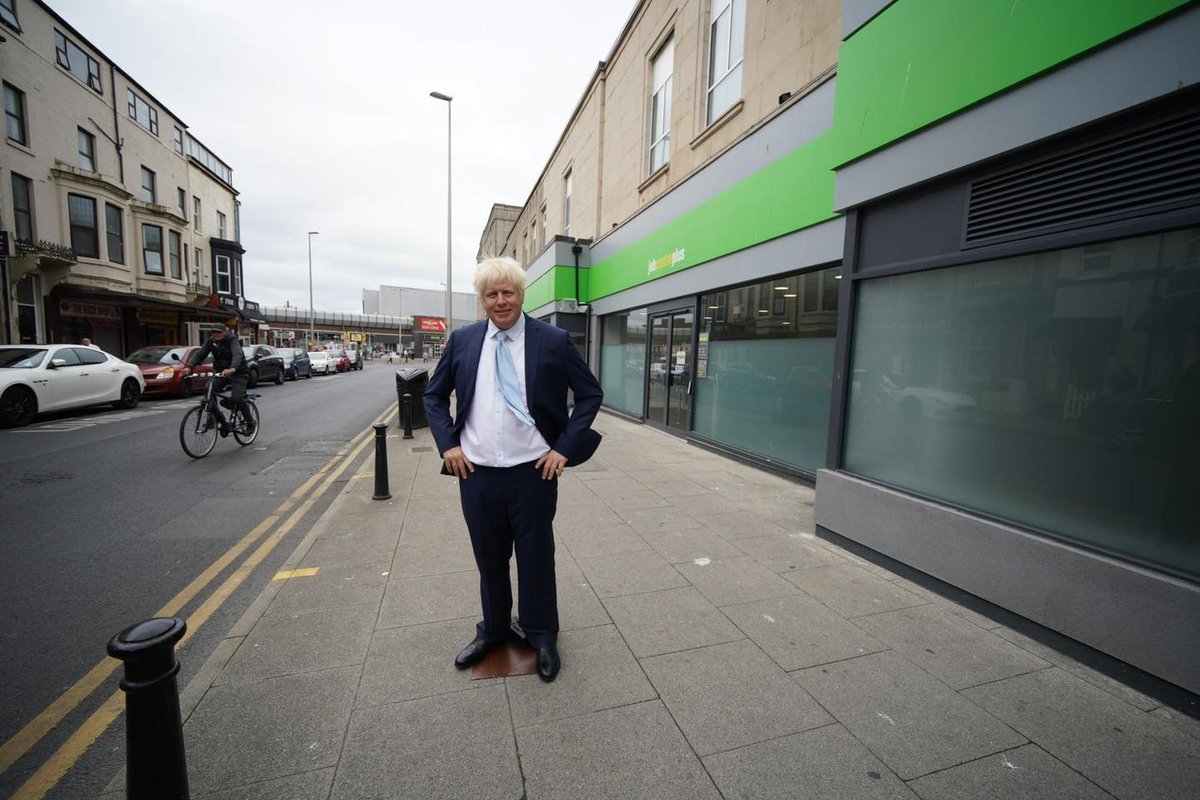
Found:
[188,318,255,436]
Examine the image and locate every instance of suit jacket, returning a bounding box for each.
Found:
[423,314,604,471]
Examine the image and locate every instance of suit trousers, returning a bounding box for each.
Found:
[458,461,559,648]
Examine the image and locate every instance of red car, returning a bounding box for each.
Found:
[126,345,213,398]
[329,349,351,373]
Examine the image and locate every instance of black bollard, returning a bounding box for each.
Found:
[372,422,391,500]
[107,617,190,800]
[401,394,414,439]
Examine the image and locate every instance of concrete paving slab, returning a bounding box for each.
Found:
[784,564,928,618]
[603,488,675,512]
[891,578,1005,630]
[650,477,712,498]
[314,508,402,540]
[733,531,848,572]
[639,526,746,563]
[507,625,658,727]
[675,555,800,607]
[795,651,1026,780]
[603,586,744,657]
[377,568,479,628]
[392,529,477,577]
[331,684,523,800]
[301,531,399,569]
[853,604,1051,690]
[184,667,359,794]
[644,640,833,756]
[621,505,706,535]
[992,626,1163,712]
[517,700,721,800]
[721,593,889,670]
[576,549,688,598]
[356,618,490,708]
[192,768,335,800]
[214,604,376,686]
[961,668,1200,800]
[555,556,612,630]
[1151,707,1200,742]
[702,510,792,540]
[555,502,626,531]
[558,521,650,559]
[265,561,389,616]
[906,744,1116,800]
[703,723,918,800]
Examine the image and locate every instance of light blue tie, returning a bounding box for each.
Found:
[496,331,535,426]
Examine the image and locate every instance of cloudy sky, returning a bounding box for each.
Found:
[48,0,634,312]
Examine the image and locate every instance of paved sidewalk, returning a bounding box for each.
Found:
[105,412,1199,799]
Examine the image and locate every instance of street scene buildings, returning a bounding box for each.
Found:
[0,0,1198,797]
[0,0,261,353]
[480,0,1200,694]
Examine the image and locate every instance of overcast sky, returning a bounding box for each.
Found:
[48,0,634,312]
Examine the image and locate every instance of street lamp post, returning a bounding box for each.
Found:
[430,91,453,344]
[307,231,319,349]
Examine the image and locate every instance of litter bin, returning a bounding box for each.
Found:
[395,368,429,429]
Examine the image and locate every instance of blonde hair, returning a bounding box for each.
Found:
[473,257,526,301]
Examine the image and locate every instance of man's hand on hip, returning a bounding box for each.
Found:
[535,449,568,480]
[442,446,475,480]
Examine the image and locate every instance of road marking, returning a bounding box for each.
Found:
[273,567,320,580]
[0,402,396,795]
[10,407,173,432]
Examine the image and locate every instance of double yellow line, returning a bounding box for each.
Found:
[2,403,397,800]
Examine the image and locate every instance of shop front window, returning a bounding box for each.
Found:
[843,227,1200,579]
[600,309,648,416]
[693,266,840,472]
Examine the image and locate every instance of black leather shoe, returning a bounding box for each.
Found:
[535,645,560,682]
[454,638,493,670]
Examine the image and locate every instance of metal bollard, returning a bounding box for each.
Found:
[372,422,391,500]
[107,617,190,800]
[401,393,414,440]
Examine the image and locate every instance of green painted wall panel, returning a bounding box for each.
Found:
[587,132,839,301]
[833,0,1189,166]
[539,0,1187,307]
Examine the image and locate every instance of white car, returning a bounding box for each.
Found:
[0,344,145,428]
[308,351,334,375]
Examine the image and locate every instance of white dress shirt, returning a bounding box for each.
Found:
[461,315,551,467]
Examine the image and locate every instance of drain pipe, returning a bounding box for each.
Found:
[571,241,592,359]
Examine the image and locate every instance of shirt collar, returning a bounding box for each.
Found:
[487,313,525,341]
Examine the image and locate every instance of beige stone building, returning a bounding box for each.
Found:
[1,0,254,354]
[500,0,838,262]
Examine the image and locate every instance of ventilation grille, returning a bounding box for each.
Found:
[964,105,1200,247]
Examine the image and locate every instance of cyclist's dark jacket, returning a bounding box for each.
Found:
[188,334,247,374]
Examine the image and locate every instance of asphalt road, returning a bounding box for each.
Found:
[0,360,409,799]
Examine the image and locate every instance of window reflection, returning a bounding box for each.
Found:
[601,309,648,416]
[694,265,841,471]
[844,227,1200,578]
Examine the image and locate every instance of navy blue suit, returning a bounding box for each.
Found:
[423,314,603,647]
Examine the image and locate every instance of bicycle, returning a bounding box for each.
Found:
[179,374,260,458]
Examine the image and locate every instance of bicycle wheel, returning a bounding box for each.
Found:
[233,401,260,446]
[180,405,218,459]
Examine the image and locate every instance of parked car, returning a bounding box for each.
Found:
[328,348,350,373]
[126,345,213,398]
[0,345,145,428]
[276,348,312,381]
[345,347,364,370]
[242,344,286,388]
[308,351,334,375]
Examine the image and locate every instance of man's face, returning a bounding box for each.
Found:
[482,280,523,330]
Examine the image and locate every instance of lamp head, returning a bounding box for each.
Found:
[430,91,453,102]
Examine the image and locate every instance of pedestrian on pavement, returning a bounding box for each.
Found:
[424,256,603,682]
[80,337,99,349]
